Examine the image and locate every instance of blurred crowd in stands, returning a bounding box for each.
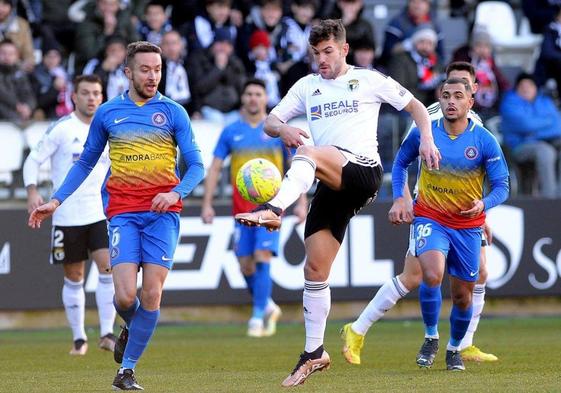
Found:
[2,0,561,198]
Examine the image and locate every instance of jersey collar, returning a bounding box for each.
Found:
[122,90,162,105]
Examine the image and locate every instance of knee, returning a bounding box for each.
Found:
[304,260,328,282]
[140,287,162,309]
[65,270,84,282]
[422,270,443,287]
[451,291,472,309]
[399,270,422,291]
[240,263,256,276]
[114,291,137,310]
[295,145,314,158]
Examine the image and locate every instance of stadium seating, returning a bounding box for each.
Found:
[485,115,537,197]
[474,1,542,72]
[22,122,52,185]
[440,16,469,63]
[0,123,24,192]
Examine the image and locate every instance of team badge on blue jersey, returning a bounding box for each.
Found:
[310,105,322,121]
[464,146,478,160]
[152,112,167,126]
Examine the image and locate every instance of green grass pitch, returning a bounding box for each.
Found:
[0,317,559,392]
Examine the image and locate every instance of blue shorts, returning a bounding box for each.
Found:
[413,217,482,282]
[233,222,279,258]
[108,212,180,269]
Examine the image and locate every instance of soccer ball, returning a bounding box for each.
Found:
[236,158,282,204]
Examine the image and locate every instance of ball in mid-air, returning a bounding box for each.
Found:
[236,158,282,204]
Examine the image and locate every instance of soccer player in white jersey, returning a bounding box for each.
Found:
[23,74,116,356]
[341,61,499,365]
[235,19,441,387]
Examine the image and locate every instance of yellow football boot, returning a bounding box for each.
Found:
[460,345,498,362]
[340,323,364,365]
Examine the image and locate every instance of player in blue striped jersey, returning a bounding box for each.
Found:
[392,77,509,370]
[342,62,501,365]
[201,79,307,337]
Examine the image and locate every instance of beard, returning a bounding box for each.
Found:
[132,79,157,99]
[443,114,459,122]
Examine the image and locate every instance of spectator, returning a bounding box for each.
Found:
[535,6,561,99]
[352,38,376,69]
[0,0,34,72]
[380,0,443,65]
[137,1,172,45]
[187,27,246,125]
[82,35,129,101]
[247,29,280,109]
[74,0,139,73]
[182,0,238,52]
[449,0,477,19]
[0,39,36,125]
[522,0,561,34]
[277,0,317,96]
[31,42,72,120]
[169,0,200,28]
[158,30,192,112]
[125,0,154,24]
[329,0,376,63]
[40,0,77,56]
[452,27,510,120]
[500,73,561,198]
[237,0,284,71]
[387,26,443,106]
[229,0,253,27]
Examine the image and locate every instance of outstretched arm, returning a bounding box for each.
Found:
[403,98,441,170]
[264,114,310,148]
[201,157,224,224]
[389,129,420,225]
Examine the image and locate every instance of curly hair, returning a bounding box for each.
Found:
[309,19,346,46]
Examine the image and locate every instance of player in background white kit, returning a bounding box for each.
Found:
[341,61,498,365]
[235,19,441,387]
[23,75,116,355]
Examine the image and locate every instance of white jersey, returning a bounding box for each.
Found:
[26,113,110,226]
[404,101,483,137]
[271,66,413,163]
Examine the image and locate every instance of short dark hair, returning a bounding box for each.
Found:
[309,19,346,46]
[0,38,16,48]
[293,0,318,9]
[515,72,536,88]
[353,37,375,51]
[205,0,231,6]
[73,74,103,92]
[243,78,266,93]
[441,77,472,94]
[126,41,162,66]
[261,0,282,7]
[445,61,475,80]
[144,0,165,13]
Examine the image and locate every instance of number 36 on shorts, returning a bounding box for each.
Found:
[416,223,432,240]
